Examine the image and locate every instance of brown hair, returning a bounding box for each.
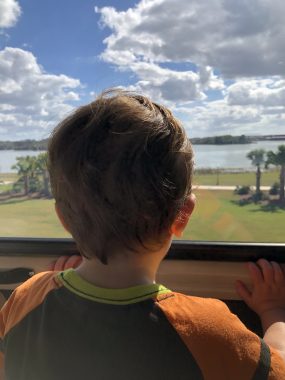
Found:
[48,90,194,264]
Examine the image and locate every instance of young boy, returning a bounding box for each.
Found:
[0,90,285,379]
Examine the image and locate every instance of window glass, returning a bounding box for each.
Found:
[0,0,284,242]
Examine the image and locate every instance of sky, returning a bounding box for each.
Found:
[0,0,285,140]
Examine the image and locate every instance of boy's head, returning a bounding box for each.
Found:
[48,90,194,264]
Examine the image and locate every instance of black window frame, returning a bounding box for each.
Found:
[0,238,284,262]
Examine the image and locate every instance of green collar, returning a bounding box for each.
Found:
[57,269,171,305]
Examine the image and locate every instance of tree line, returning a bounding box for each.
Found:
[0,139,48,151]
[192,135,251,145]
[1,135,283,149]
[0,136,251,149]
[247,145,285,203]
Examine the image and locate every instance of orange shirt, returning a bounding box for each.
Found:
[0,269,284,379]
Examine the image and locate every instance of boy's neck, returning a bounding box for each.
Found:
[75,240,171,289]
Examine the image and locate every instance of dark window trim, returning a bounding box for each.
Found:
[0,238,284,262]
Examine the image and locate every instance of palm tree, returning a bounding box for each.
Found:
[12,156,39,195]
[267,145,285,203]
[35,153,50,197]
[12,156,33,195]
[247,149,266,198]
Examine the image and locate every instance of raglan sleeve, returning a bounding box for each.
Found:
[157,293,285,380]
[0,271,60,374]
[0,287,25,371]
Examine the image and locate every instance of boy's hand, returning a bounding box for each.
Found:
[236,259,285,328]
[48,255,82,271]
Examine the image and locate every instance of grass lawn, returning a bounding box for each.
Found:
[0,191,284,243]
[194,169,279,186]
[0,170,280,192]
[0,183,13,193]
[182,190,285,243]
[0,198,68,238]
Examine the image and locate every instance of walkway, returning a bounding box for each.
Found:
[193,185,271,191]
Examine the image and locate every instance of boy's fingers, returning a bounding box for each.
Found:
[53,255,70,271]
[271,261,284,283]
[247,262,263,284]
[47,260,56,271]
[48,255,82,272]
[280,263,285,277]
[64,255,82,269]
[257,259,274,283]
[235,280,252,305]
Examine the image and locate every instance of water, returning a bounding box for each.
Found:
[0,141,284,172]
[193,140,284,169]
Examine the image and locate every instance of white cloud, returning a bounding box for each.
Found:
[97,0,285,78]
[227,79,285,107]
[180,101,259,131]
[177,99,285,137]
[0,47,82,139]
[0,0,21,28]
[95,0,285,136]
[96,1,227,104]
[123,61,206,104]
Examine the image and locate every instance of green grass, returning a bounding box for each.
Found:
[0,198,68,238]
[0,183,13,193]
[0,192,284,243]
[0,170,279,190]
[182,190,285,243]
[194,169,279,186]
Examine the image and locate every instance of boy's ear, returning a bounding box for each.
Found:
[55,203,71,233]
[170,194,196,238]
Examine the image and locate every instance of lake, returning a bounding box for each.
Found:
[194,140,284,169]
[0,140,284,172]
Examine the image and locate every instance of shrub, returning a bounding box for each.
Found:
[269,182,280,195]
[234,185,251,195]
[12,178,24,193]
[252,191,268,203]
[29,177,42,193]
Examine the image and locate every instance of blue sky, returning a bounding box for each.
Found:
[0,0,284,140]
[1,0,134,100]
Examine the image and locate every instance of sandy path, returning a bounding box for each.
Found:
[193,185,271,191]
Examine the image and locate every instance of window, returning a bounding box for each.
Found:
[0,0,284,243]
